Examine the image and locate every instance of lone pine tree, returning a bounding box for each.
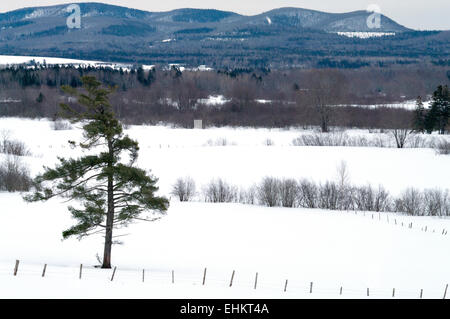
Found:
[24,76,169,268]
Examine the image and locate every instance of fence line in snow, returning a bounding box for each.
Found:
[6,259,450,299]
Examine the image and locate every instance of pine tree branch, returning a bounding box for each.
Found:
[46,173,105,199]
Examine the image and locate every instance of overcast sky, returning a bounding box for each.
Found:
[1,0,449,30]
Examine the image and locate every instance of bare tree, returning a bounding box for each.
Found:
[279,179,299,208]
[257,177,280,207]
[336,160,350,189]
[423,189,449,216]
[391,129,412,149]
[335,160,354,210]
[171,177,196,202]
[318,181,340,210]
[373,186,392,212]
[436,140,450,155]
[398,188,424,216]
[203,178,237,203]
[298,179,319,208]
[0,131,30,156]
[238,184,258,205]
[302,69,348,133]
[0,155,32,192]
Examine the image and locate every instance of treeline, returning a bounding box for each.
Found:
[0,64,448,129]
[171,176,450,217]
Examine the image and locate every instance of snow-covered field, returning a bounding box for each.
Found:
[1,117,450,299]
[2,199,450,299]
[0,55,104,66]
[340,100,432,111]
[1,118,448,196]
[0,55,153,72]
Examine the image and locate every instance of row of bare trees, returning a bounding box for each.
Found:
[291,130,448,149]
[170,176,450,216]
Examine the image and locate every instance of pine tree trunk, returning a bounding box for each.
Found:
[102,140,115,269]
[102,176,114,269]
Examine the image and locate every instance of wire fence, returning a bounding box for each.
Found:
[2,259,448,299]
[1,207,449,298]
[335,209,449,237]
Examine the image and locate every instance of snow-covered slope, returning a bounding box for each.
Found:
[1,199,450,299]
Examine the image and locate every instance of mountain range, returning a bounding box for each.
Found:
[0,2,448,68]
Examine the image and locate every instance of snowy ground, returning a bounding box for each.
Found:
[340,100,432,111]
[0,55,103,66]
[1,117,450,298]
[1,199,450,299]
[193,95,428,110]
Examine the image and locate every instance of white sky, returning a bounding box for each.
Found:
[0,0,449,30]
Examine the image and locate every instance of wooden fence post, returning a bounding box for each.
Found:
[444,284,448,299]
[392,288,395,298]
[340,287,343,296]
[142,269,145,283]
[420,289,423,299]
[229,270,235,287]
[42,264,47,277]
[110,266,117,281]
[284,280,288,292]
[13,260,19,276]
[310,282,313,294]
[203,268,207,286]
[79,264,83,279]
[367,288,370,297]
[254,272,258,290]
[172,270,174,284]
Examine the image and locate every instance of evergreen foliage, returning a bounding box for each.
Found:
[413,96,425,133]
[136,66,155,86]
[425,85,449,134]
[36,92,44,103]
[24,76,169,268]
